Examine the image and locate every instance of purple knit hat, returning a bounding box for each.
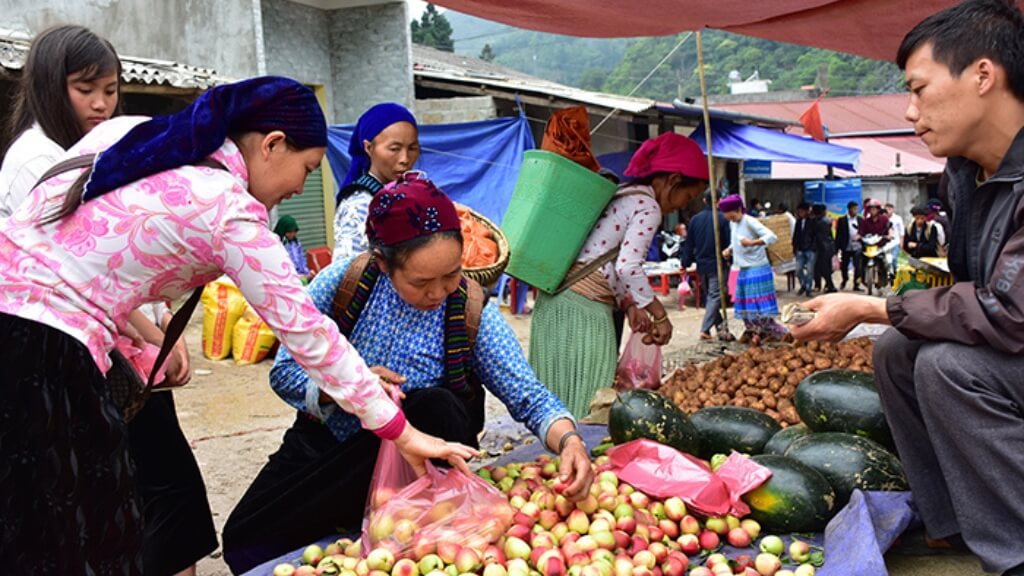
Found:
[717,194,744,213]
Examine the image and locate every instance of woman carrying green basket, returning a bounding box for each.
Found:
[530,132,709,418]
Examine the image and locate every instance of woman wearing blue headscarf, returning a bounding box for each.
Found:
[0,77,473,573]
[332,102,419,261]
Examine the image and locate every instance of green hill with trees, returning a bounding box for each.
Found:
[441,8,904,100]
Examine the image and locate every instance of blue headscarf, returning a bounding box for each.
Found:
[83,76,327,201]
[341,102,418,191]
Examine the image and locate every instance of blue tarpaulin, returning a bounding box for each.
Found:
[326,114,535,225]
[691,120,860,172]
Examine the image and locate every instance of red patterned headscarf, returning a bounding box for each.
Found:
[365,172,461,246]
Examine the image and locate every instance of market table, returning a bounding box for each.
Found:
[248,422,921,576]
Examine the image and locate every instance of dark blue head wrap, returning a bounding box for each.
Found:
[341,102,418,190]
[83,76,327,201]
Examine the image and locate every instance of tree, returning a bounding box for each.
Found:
[411,4,454,52]
[479,43,495,62]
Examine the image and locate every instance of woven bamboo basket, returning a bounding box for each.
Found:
[457,204,510,287]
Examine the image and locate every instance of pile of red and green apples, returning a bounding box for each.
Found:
[272,455,822,576]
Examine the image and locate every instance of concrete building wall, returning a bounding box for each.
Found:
[261,0,333,113]
[415,96,495,124]
[327,2,414,124]
[0,0,261,78]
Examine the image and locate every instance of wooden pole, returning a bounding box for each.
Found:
[696,30,730,332]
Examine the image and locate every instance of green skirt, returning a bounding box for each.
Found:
[529,290,617,419]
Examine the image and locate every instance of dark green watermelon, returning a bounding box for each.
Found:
[608,390,700,456]
[763,424,811,456]
[785,432,908,508]
[794,369,894,449]
[743,454,837,532]
[689,406,782,459]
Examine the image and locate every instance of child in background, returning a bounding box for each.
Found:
[275,215,312,282]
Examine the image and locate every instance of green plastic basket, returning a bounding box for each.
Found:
[502,150,617,293]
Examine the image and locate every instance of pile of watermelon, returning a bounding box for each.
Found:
[608,369,907,533]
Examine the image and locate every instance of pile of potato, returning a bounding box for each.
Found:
[659,338,875,426]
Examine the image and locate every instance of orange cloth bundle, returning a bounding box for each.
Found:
[540,105,600,172]
[457,206,498,268]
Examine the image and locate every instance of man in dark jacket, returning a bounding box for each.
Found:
[811,204,837,293]
[792,202,816,295]
[835,200,864,291]
[903,205,940,258]
[681,192,732,340]
[790,2,1024,573]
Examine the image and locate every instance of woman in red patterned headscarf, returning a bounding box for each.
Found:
[530,132,709,419]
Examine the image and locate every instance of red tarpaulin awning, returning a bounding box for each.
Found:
[430,0,1024,61]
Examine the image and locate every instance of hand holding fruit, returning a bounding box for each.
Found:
[393,422,478,476]
[557,434,593,501]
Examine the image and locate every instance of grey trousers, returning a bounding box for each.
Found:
[873,329,1024,572]
[700,272,724,334]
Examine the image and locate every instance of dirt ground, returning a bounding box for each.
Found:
[176,275,987,575]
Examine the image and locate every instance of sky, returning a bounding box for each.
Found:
[407,0,433,20]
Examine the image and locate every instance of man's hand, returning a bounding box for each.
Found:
[558,435,593,502]
[787,294,890,342]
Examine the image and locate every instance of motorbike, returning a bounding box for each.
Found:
[860,234,895,295]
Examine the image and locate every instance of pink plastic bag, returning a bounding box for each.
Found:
[607,439,772,517]
[615,332,662,390]
[361,462,514,558]
[114,336,167,386]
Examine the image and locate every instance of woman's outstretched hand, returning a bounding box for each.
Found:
[392,422,479,476]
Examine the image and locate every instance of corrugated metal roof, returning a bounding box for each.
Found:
[714,94,914,135]
[413,44,658,114]
[0,36,232,90]
[772,135,944,178]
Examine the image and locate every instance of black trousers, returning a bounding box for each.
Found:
[840,248,861,285]
[127,391,218,575]
[0,314,142,575]
[813,249,836,291]
[222,387,481,575]
[874,329,1024,572]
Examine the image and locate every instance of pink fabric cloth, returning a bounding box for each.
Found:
[576,185,660,308]
[624,133,708,181]
[0,116,401,435]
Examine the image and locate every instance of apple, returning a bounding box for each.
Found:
[618,484,635,496]
[411,535,436,560]
[613,530,631,550]
[367,548,396,573]
[555,496,575,518]
[632,550,656,570]
[342,557,360,571]
[660,553,688,576]
[273,564,296,576]
[676,534,699,556]
[662,498,686,522]
[658,519,679,540]
[370,514,396,543]
[688,569,712,576]
[552,522,570,542]
[418,555,444,574]
[740,519,761,541]
[325,543,343,557]
[759,536,784,557]
[581,565,604,576]
[788,540,811,564]
[648,527,664,543]
[703,517,727,536]
[754,553,781,576]
[733,554,754,573]
[515,511,539,528]
[561,532,581,545]
[577,495,600,515]
[775,572,796,576]
[627,536,649,556]
[727,527,752,548]
[704,553,728,570]
[454,548,481,574]
[540,510,561,531]
[593,530,617,551]
[538,550,568,576]
[794,565,815,576]
[509,495,527,510]
[443,565,457,576]
[346,540,363,559]
[373,488,397,508]
[394,519,418,545]
[614,504,635,521]
[710,565,732,576]
[437,542,462,565]
[507,524,533,541]
[576,535,598,553]
[628,492,650,509]
[678,516,700,536]
[725,515,741,531]
[616,516,638,534]
[599,493,619,511]
[499,477,516,493]
[303,545,325,566]
[634,509,655,528]
[484,564,509,576]
[630,568,653,576]
[355,560,369,576]
[392,559,419,576]
[647,542,668,564]
[507,558,531,576]
[568,510,591,534]
[614,557,635,576]
[648,503,666,521]
[533,532,557,550]
[698,530,719,551]
[504,536,532,561]
[591,549,616,566]
[589,518,613,535]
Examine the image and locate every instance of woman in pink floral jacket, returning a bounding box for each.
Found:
[0,76,475,574]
